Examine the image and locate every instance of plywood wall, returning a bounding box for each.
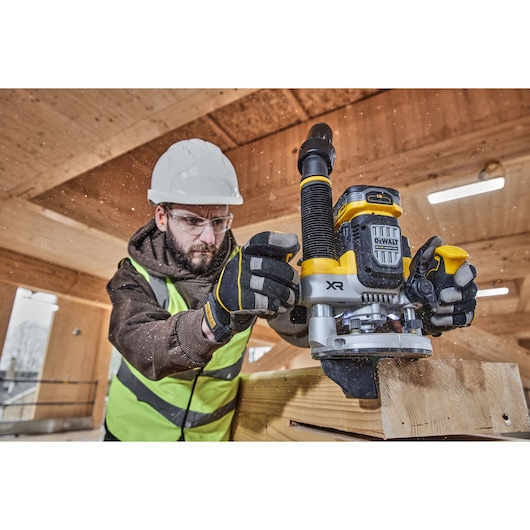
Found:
[33,296,112,426]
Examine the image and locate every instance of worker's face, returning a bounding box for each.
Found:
[155,203,231,273]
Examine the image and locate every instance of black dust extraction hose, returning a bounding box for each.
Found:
[298,123,337,261]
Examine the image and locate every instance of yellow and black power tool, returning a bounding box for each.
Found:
[297,123,468,399]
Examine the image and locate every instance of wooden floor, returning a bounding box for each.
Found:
[0,426,105,442]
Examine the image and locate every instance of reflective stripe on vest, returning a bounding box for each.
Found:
[106,255,251,441]
[171,354,244,381]
[116,361,238,429]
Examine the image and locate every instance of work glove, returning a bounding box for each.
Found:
[203,231,300,342]
[405,235,478,336]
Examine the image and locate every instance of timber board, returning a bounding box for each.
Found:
[232,359,530,441]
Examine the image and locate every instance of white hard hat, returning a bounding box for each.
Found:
[147,139,243,205]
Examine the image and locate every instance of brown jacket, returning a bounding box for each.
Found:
[106,219,308,381]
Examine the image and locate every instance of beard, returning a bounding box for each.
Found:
[165,228,223,275]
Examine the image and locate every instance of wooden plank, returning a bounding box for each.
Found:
[30,157,155,243]
[232,359,530,441]
[233,366,384,441]
[378,359,530,438]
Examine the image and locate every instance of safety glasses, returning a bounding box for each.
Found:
[165,209,233,236]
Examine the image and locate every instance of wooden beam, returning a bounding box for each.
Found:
[232,359,530,441]
[2,89,258,200]
[0,199,127,280]
[0,248,110,308]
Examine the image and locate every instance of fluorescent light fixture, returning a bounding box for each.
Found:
[476,287,509,298]
[427,176,505,204]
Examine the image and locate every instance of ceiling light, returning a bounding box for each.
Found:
[427,177,505,204]
[427,160,506,204]
[476,287,509,298]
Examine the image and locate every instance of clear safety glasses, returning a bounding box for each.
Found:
[165,209,233,236]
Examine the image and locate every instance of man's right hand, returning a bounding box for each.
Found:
[203,232,300,342]
[406,235,478,336]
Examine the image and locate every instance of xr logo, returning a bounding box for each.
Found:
[326,280,344,291]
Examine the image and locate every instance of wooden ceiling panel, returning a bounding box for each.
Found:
[0,90,101,191]
[31,154,153,242]
[32,88,530,248]
[292,88,382,117]
[208,89,306,144]
[139,114,239,154]
[401,156,530,248]
[23,89,164,132]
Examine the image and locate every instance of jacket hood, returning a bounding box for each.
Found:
[127,218,236,282]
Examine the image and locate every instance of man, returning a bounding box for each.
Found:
[104,138,477,441]
[104,139,305,441]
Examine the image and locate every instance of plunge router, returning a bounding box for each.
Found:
[297,123,465,399]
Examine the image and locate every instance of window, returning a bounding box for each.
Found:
[248,346,272,363]
[0,288,58,420]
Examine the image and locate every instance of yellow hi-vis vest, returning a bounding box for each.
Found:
[105,258,251,441]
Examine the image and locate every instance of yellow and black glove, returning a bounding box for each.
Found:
[405,235,478,336]
[204,232,300,342]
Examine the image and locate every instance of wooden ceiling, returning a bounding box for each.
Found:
[1,88,529,368]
